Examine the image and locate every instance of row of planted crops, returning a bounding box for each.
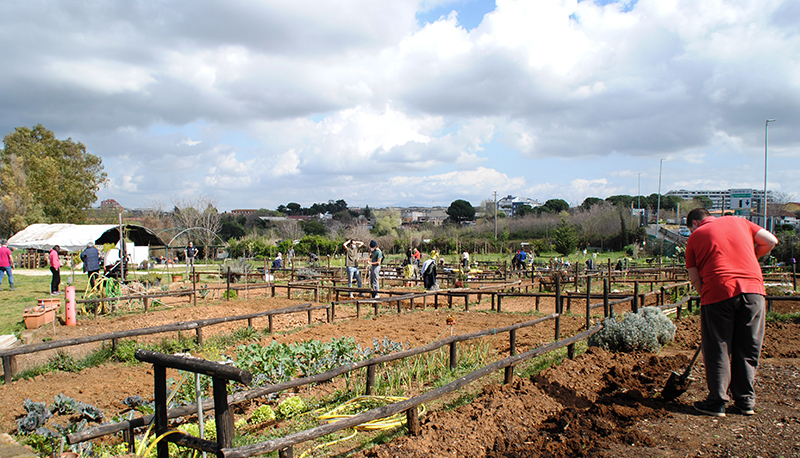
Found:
[14,323,501,458]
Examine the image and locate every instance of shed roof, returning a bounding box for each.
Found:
[7,224,165,253]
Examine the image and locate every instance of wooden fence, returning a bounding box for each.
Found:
[0,303,327,383]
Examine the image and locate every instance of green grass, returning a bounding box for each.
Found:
[766,311,800,323]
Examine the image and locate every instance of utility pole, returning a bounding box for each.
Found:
[494,191,498,240]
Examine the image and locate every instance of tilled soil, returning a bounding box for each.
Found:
[3,290,800,457]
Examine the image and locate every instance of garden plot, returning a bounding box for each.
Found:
[2,294,799,457]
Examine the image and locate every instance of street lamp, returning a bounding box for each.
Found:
[656,159,665,226]
[638,172,642,226]
[637,173,641,209]
[656,159,665,258]
[764,119,776,230]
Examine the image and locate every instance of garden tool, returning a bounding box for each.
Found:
[661,345,702,401]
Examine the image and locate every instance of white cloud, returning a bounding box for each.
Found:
[0,0,797,210]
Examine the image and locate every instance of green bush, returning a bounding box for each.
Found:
[589,306,676,353]
[249,405,276,424]
[277,396,306,418]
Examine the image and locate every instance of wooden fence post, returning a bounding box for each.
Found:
[406,407,420,436]
[449,342,457,370]
[585,276,592,330]
[554,276,561,341]
[226,267,231,301]
[632,281,639,313]
[3,355,17,383]
[504,329,516,384]
[366,364,376,395]
[604,279,610,317]
[192,265,197,307]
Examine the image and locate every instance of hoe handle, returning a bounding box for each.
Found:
[682,345,702,379]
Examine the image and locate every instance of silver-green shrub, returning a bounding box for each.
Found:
[588,306,676,353]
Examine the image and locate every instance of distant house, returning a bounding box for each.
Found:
[101,199,123,210]
[497,195,541,217]
[401,207,448,226]
[230,209,257,216]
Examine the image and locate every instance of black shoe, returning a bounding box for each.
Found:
[731,403,755,416]
[693,400,726,417]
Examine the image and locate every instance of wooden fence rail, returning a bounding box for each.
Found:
[0,302,326,383]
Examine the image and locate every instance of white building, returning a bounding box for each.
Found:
[497,195,542,217]
[666,188,773,213]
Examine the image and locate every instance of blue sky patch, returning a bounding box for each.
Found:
[416,0,496,30]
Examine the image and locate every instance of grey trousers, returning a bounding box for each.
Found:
[700,293,765,408]
[369,265,381,296]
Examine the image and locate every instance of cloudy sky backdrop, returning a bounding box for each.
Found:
[1,0,798,211]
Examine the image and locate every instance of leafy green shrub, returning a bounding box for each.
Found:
[249,405,276,424]
[589,306,676,353]
[48,351,81,372]
[224,289,238,300]
[277,396,306,418]
[114,339,139,363]
[235,337,361,385]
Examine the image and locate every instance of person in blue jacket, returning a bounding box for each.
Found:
[81,242,102,290]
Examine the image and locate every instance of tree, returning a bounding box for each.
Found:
[373,207,401,237]
[580,197,604,211]
[446,199,475,224]
[695,196,713,209]
[605,195,634,208]
[543,199,570,213]
[300,220,326,236]
[516,204,535,218]
[277,219,304,242]
[0,153,44,236]
[553,220,579,255]
[0,124,106,233]
[171,195,222,255]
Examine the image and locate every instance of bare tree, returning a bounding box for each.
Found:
[277,219,304,242]
[345,224,372,243]
[171,195,222,258]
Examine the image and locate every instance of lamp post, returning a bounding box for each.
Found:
[764,119,776,230]
[493,191,498,240]
[656,159,665,257]
[656,159,664,226]
[638,172,642,227]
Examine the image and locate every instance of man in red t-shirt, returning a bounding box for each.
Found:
[685,208,777,417]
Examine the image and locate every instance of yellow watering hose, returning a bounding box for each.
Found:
[298,395,426,458]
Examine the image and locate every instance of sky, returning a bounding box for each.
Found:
[1,0,798,212]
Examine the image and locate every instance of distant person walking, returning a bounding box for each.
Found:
[685,208,778,417]
[185,241,197,275]
[0,240,15,291]
[49,245,61,295]
[81,242,102,290]
[344,239,364,297]
[368,240,384,298]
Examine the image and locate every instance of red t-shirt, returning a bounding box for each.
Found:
[685,216,765,305]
